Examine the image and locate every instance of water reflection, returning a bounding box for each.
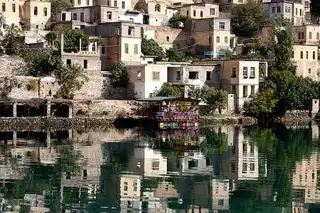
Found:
[0,125,319,212]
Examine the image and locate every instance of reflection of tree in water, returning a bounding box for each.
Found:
[230,126,316,213]
[2,143,84,213]
[199,128,228,154]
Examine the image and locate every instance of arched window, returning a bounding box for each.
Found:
[166,36,169,42]
[300,51,303,59]
[317,32,319,40]
[309,32,312,39]
[155,4,161,12]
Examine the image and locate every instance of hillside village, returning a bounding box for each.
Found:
[0,0,319,116]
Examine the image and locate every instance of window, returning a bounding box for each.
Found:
[83,60,88,69]
[200,11,203,17]
[101,45,105,54]
[188,160,198,168]
[66,59,71,66]
[107,11,112,19]
[78,0,81,5]
[2,3,5,12]
[114,0,117,6]
[166,36,169,42]
[152,161,160,170]
[277,6,280,13]
[73,13,77,20]
[44,7,47,16]
[250,163,255,171]
[206,71,211,80]
[313,51,316,60]
[272,7,275,13]
[251,85,255,95]
[12,3,15,12]
[285,6,290,13]
[309,68,311,74]
[121,1,125,9]
[300,9,302,16]
[34,6,38,15]
[189,71,199,79]
[216,36,220,43]
[133,181,138,191]
[134,44,138,54]
[317,32,319,40]
[137,70,142,80]
[193,10,196,17]
[128,26,135,35]
[107,0,110,5]
[155,4,161,12]
[83,170,87,179]
[231,85,236,94]
[36,25,39,29]
[243,85,248,97]
[153,72,160,80]
[306,51,309,59]
[231,67,236,77]
[231,163,236,173]
[125,43,128,53]
[62,13,66,21]
[186,10,189,17]
[243,67,248,78]
[250,144,254,153]
[296,8,298,15]
[210,8,215,15]
[309,32,312,40]
[301,32,305,39]
[80,12,84,22]
[209,36,212,45]
[300,51,303,59]
[242,162,247,173]
[124,182,128,191]
[219,22,225,29]
[243,143,247,153]
[87,0,90,5]
[176,71,181,80]
[218,199,224,206]
[250,67,255,78]
[224,36,228,44]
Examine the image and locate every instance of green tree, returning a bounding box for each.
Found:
[157,84,182,97]
[265,70,318,112]
[271,23,295,72]
[50,0,72,15]
[141,38,165,60]
[109,62,129,88]
[1,24,24,55]
[55,64,88,99]
[243,89,278,116]
[311,0,320,18]
[168,13,189,28]
[200,128,228,153]
[22,49,62,76]
[203,89,228,113]
[231,0,267,37]
[166,47,191,62]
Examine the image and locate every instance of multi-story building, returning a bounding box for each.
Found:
[263,0,305,25]
[0,0,51,30]
[85,21,142,68]
[177,3,219,19]
[184,17,236,58]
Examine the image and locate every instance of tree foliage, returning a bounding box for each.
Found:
[141,38,165,60]
[22,49,61,76]
[311,0,320,17]
[271,23,295,72]
[203,89,228,113]
[166,47,191,62]
[243,89,278,115]
[109,62,129,88]
[1,24,24,55]
[168,13,189,28]
[231,0,267,37]
[157,85,182,97]
[50,0,72,15]
[265,70,318,112]
[55,64,88,99]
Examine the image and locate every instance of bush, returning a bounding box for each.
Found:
[203,89,228,113]
[168,13,189,28]
[109,62,129,88]
[157,85,182,97]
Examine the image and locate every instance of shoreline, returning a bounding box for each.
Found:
[0,115,316,130]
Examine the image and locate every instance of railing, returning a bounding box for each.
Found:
[154,111,198,120]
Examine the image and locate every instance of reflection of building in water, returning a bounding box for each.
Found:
[222,127,263,183]
[292,151,320,205]
[211,179,229,211]
[167,151,213,175]
[120,174,142,212]
[24,194,50,213]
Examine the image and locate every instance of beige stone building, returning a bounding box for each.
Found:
[0,0,51,30]
[177,3,219,19]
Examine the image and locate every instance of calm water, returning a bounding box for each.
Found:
[0,125,320,213]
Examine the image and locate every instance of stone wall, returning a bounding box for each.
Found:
[0,55,29,76]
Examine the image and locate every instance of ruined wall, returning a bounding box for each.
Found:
[0,55,29,76]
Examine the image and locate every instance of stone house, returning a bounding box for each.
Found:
[177,3,219,20]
